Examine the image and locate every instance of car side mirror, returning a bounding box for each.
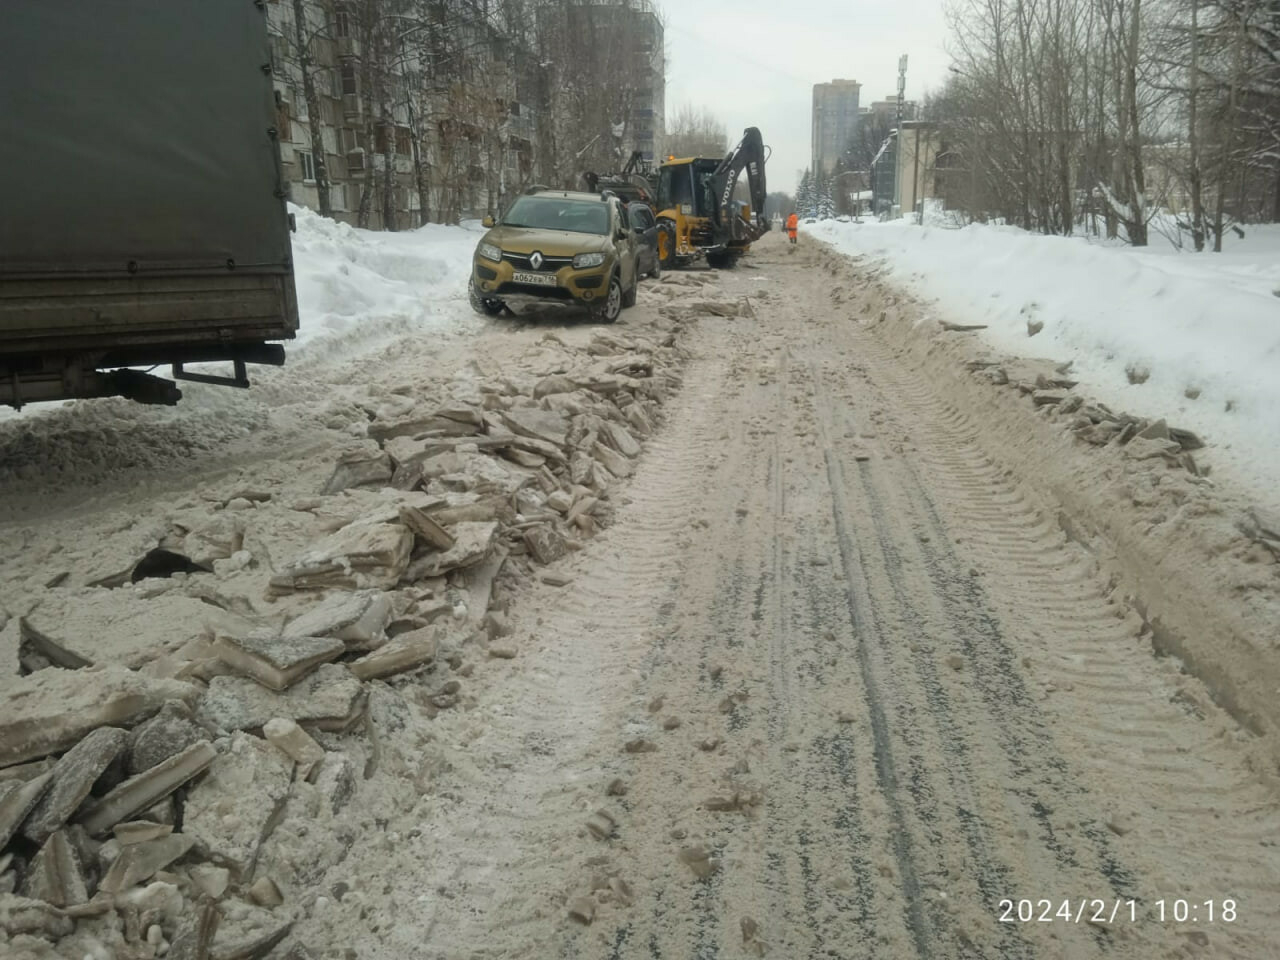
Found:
[482,215,495,228]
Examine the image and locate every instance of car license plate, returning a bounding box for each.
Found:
[513,270,556,286]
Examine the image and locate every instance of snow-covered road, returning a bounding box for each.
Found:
[2,215,1278,960]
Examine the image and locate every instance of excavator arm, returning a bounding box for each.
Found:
[621,150,648,177]
[583,150,656,204]
[710,127,770,240]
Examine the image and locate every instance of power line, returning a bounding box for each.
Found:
[663,23,816,90]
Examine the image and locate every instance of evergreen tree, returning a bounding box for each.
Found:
[794,169,813,218]
[817,174,836,219]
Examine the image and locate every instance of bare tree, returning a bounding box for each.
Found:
[530,0,660,185]
[291,0,335,216]
[844,111,893,181]
[938,0,1280,246]
[664,104,729,158]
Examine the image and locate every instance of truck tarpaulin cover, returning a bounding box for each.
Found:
[0,0,292,278]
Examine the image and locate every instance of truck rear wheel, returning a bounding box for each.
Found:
[705,250,736,270]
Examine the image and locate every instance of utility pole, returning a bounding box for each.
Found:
[912,124,922,224]
[893,54,907,215]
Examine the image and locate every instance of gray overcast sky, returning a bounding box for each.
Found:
[659,0,953,194]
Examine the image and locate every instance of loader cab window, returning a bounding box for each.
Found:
[694,158,720,218]
[658,164,695,212]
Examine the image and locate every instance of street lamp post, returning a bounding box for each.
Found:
[893,54,907,216]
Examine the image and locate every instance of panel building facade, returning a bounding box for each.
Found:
[264,0,663,226]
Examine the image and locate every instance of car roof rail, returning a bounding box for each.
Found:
[524,183,549,195]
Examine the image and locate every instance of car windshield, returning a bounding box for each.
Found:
[502,196,609,235]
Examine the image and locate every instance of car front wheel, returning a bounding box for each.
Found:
[468,278,505,316]
[592,274,623,324]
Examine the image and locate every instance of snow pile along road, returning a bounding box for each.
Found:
[808,218,1280,505]
[286,204,479,362]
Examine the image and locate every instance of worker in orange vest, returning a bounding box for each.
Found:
[786,211,799,244]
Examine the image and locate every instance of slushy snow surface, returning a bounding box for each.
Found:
[809,218,1280,505]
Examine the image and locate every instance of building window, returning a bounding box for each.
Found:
[340,63,357,96]
[342,127,360,152]
[297,150,316,182]
[331,183,347,211]
[268,33,287,73]
[335,5,352,38]
[395,126,412,156]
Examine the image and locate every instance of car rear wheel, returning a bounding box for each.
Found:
[648,251,662,279]
[592,274,623,324]
[468,278,505,316]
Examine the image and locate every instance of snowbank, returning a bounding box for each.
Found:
[809,218,1280,502]
[286,204,479,362]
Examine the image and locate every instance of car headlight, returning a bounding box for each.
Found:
[478,242,502,263]
[572,252,606,269]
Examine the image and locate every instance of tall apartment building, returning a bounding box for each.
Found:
[266,0,663,224]
[545,1,665,168]
[811,79,861,177]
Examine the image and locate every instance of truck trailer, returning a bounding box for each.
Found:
[0,0,299,408]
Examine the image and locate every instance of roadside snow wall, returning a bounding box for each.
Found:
[810,219,1280,505]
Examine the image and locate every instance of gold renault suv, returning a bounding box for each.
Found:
[469,189,640,323]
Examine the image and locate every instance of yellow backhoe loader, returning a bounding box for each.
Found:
[585,127,770,269]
